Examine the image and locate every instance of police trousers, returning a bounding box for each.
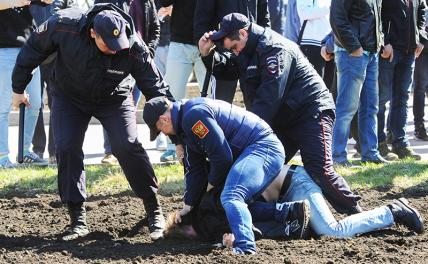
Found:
[51,91,159,204]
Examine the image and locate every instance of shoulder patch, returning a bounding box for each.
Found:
[191,120,209,139]
[35,21,48,34]
[266,55,279,75]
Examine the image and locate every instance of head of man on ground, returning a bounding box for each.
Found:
[209,13,250,56]
[90,10,130,55]
[143,97,175,141]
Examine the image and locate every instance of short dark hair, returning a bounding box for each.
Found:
[225,29,242,41]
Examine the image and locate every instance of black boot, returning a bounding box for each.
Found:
[414,124,428,141]
[143,195,165,241]
[387,198,424,234]
[62,202,89,241]
[267,200,311,239]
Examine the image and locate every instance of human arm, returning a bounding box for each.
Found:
[330,0,362,54]
[146,0,161,57]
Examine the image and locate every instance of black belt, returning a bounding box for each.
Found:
[279,165,297,198]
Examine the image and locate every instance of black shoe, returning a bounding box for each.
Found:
[378,141,399,161]
[388,198,424,234]
[392,146,422,160]
[414,124,428,141]
[361,154,390,164]
[268,200,311,240]
[143,195,165,241]
[62,202,89,241]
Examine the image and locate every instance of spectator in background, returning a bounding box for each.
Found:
[284,0,301,43]
[377,0,427,161]
[268,0,286,36]
[0,0,52,168]
[296,0,331,76]
[156,0,206,162]
[95,0,160,164]
[330,0,386,166]
[193,0,270,105]
[30,0,77,164]
[414,10,428,141]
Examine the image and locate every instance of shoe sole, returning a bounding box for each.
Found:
[396,198,424,234]
[299,200,311,239]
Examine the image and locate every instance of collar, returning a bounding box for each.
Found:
[241,23,265,56]
[171,100,184,136]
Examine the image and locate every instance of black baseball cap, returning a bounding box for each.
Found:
[209,13,250,41]
[143,97,170,141]
[93,10,130,51]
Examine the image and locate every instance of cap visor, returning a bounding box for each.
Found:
[209,30,228,41]
[104,34,130,51]
[149,127,160,141]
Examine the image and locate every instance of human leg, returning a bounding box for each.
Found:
[220,134,284,253]
[413,52,428,140]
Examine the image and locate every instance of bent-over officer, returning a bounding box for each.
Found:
[143,96,292,254]
[12,3,174,241]
[198,13,362,215]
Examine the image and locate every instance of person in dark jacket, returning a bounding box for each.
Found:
[198,13,362,216]
[11,3,174,241]
[193,0,270,104]
[0,0,52,169]
[330,0,387,165]
[143,96,285,254]
[377,0,427,160]
[413,10,428,141]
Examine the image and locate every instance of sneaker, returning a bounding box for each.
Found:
[392,146,422,160]
[268,200,311,240]
[361,154,390,164]
[21,151,48,166]
[333,160,353,168]
[388,198,424,234]
[414,124,428,141]
[101,153,119,165]
[0,156,16,169]
[378,141,399,161]
[156,133,168,151]
[143,195,165,241]
[35,152,44,160]
[160,149,177,162]
[62,202,90,241]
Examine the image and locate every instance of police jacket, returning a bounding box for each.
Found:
[202,24,335,127]
[330,0,383,53]
[193,0,270,43]
[12,3,173,105]
[381,0,428,52]
[171,98,272,206]
[94,0,160,56]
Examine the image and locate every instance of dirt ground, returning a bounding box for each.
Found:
[0,187,427,264]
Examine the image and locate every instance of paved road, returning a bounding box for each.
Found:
[7,98,428,165]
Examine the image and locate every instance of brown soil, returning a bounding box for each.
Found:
[0,188,427,264]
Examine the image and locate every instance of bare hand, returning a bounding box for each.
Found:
[176,144,184,165]
[41,0,54,4]
[320,46,333,61]
[158,6,172,17]
[222,233,235,248]
[198,31,216,57]
[12,92,30,108]
[174,204,192,224]
[350,47,363,57]
[381,44,394,62]
[415,43,424,58]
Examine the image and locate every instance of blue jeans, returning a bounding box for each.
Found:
[220,133,285,254]
[154,45,169,76]
[0,48,41,156]
[164,42,206,100]
[282,166,394,237]
[378,51,416,147]
[333,50,380,162]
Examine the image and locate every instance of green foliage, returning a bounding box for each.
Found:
[0,161,427,197]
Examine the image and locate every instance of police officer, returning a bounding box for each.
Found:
[198,13,362,215]
[143,96,294,254]
[12,3,174,241]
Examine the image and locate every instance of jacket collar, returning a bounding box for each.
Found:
[241,23,265,56]
[171,100,185,137]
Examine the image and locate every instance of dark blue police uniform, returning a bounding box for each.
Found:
[170,97,285,253]
[12,4,174,204]
[202,18,361,214]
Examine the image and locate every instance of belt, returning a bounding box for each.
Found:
[279,165,297,198]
